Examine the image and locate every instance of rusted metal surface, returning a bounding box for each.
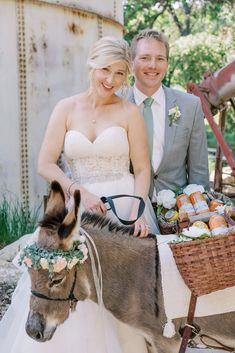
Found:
[34,0,123,28]
[0,1,21,198]
[187,83,235,179]
[17,0,30,209]
[0,0,123,208]
[194,60,235,110]
[187,60,235,196]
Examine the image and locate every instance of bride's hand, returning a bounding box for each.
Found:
[80,188,107,215]
[133,215,150,238]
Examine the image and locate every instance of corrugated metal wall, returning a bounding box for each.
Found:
[0,0,123,208]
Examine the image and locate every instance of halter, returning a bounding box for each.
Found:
[31,271,78,309]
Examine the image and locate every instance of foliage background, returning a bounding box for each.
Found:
[123,0,235,151]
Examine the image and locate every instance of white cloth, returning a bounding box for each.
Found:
[157,233,235,334]
[133,85,166,173]
[0,127,159,353]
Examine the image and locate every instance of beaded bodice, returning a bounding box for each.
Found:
[64,127,130,184]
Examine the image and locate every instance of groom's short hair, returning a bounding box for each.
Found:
[131,29,169,60]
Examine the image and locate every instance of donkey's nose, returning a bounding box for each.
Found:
[25,312,47,342]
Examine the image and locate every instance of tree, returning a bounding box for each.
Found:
[165,32,232,88]
[124,0,235,42]
[124,0,235,89]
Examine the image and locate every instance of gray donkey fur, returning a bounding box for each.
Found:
[26,181,235,353]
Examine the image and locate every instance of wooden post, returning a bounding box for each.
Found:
[178,293,198,353]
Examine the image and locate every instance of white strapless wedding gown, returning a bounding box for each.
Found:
[0,127,158,353]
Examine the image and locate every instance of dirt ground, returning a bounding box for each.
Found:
[0,282,16,320]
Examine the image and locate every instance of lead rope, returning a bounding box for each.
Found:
[80,227,103,306]
[79,227,110,353]
[199,334,235,352]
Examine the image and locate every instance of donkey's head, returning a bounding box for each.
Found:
[23,181,86,342]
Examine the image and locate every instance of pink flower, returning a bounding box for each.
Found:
[53,257,67,272]
[80,254,88,264]
[24,256,32,268]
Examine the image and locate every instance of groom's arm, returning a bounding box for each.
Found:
[187,98,210,190]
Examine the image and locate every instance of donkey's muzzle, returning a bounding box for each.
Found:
[25,312,56,342]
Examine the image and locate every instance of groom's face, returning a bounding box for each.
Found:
[132,38,168,95]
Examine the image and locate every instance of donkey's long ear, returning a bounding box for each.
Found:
[58,190,81,244]
[45,181,65,216]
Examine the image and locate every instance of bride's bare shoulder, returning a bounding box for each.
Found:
[119,98,142,119]
[56,93,84,109]
[117,96,137,110]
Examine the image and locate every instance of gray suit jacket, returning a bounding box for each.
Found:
[127,85,210,194]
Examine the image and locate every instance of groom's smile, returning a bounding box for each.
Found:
[132,38,168,96]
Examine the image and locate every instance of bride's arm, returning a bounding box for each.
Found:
[127,104,151,237]
[37,99,106,214]
[38,98,75,193]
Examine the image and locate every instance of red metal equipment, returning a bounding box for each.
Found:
[187,60,235,193]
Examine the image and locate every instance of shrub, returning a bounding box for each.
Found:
[0,196,41,248]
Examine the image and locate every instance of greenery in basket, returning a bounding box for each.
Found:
[0,195,41,249]
[172,231,212,244]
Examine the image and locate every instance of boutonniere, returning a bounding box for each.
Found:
[168,106,181,126]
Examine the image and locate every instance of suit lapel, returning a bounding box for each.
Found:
[156,86,177,174]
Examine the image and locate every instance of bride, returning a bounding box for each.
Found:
[0,36,158,353]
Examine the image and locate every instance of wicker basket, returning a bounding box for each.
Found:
[170,230,235,296]
[158,213,178,235]
[206,191,231,204]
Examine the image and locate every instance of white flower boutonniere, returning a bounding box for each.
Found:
[168,106,181,126]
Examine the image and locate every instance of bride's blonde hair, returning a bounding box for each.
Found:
[87,36,131,92]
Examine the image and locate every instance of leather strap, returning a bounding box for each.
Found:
[101,194,145,225]
[200,334,235,352]
[179,293,198,353]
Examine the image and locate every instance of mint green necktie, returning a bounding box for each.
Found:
[143,97,154,159]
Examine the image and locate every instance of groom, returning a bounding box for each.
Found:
[129,29,210,198]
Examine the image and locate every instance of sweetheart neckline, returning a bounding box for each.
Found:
[65,126,127,144]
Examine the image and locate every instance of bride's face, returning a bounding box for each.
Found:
[91,61,127,97]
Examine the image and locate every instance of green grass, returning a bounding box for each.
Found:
[0,196,41,248]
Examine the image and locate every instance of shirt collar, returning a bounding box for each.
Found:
[133,84,165,106]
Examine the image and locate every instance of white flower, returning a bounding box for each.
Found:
[168,106,181,126]
[156,189,176,209]
[215,205,226,214]
[182,226,211,238]
[79,244,89,258]
[79,235,86,243]
[183,184,205,196]
[67,257,79,270]
[40,258,49,270]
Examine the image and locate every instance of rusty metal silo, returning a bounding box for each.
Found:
[0,0,124,208]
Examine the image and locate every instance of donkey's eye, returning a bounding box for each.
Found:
[49,277,65,288]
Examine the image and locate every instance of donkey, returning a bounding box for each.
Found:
[25,181,235,353]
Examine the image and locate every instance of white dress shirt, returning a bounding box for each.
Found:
[133,85,166,172]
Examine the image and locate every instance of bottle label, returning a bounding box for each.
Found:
[193,200,209,214]
[179,203,195,215]
[211,227,228,236]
